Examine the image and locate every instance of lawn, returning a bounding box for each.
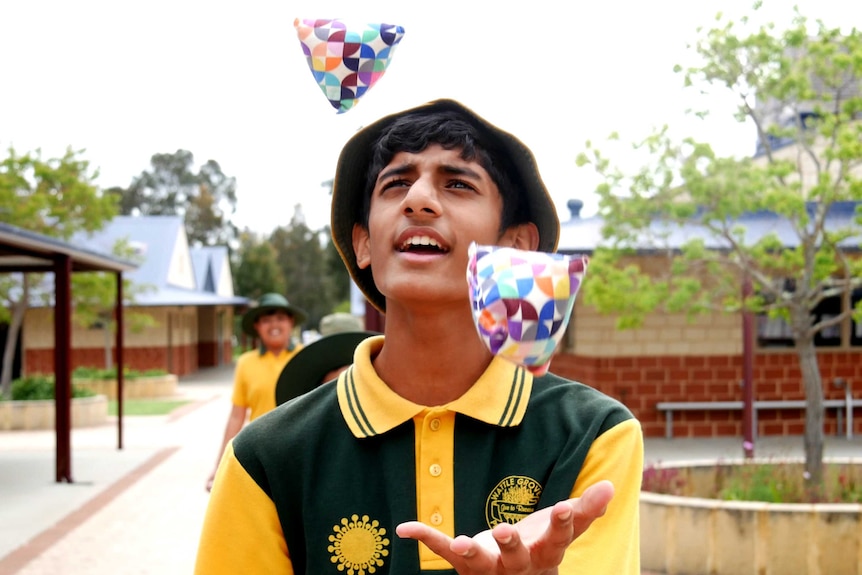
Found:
[108,399,190,416]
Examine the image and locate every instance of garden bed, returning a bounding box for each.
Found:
[641,459,862,575]
[0,395,108,430]
[72,374,178,400]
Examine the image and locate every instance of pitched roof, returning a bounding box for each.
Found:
[0,221,136,273]
[76,216,248,307]
[558,201,862,254]
[189,245,234,296]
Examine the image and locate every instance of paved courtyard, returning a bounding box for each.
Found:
[2,364,859,574]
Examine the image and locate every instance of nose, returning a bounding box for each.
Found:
[401,176,441,217]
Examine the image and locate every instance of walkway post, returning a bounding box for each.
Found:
[742,272,755,459]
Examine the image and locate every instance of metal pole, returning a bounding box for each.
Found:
[116,272,124,450]
[843,379,853,440]
[742,273,755,459]
[54,255,73,482]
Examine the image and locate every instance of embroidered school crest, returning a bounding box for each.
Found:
[485,475,543,527]
[327,514,390,574]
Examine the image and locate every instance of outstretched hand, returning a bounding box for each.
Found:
[396,480,614,575]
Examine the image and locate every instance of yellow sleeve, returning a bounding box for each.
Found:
[560,418,643,574]
[194,442,294,575]
[231,353,250,408]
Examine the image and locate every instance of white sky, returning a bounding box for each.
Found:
[1,0,859,234]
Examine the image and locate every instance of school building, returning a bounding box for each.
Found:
[552,199,862,439]
[20,216,248,377]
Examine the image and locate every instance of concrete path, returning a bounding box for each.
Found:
[1,365,860,574]
[0,365,233,575]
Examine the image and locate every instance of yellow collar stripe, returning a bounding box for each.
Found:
[338,336,534,438]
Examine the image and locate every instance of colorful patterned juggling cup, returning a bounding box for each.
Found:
[294,18,405,114]
[467,243,588,375]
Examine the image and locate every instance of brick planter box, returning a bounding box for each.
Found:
[641,459,862,575]
[0,395,108,431]
[72,374,178,400]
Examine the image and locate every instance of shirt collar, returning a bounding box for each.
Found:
[257,340,296,356]
[337,336,534,438]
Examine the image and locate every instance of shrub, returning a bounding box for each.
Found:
[2,375,97,401]
[642,463,686,495]
[71,366,168,380]
[643,460,862,504]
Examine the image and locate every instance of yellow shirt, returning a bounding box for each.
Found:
[232,346,302,420]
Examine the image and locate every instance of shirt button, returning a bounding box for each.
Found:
[429,418,441,431]
[430,512,443,525]
[429,463,442,477]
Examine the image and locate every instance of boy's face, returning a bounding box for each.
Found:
[254,310,294,350]
[352,144,538,311]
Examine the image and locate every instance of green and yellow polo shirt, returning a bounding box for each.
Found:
[197,336,643,574]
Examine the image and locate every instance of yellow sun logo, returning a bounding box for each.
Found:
[328,514,390,574]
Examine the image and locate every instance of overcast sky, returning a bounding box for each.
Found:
[1,0,859,234]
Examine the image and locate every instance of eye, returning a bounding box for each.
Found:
[380,179,411,192]
[447,179,477,191]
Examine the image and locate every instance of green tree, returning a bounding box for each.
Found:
[324,224,352,310]
[233,229,286,300]
[0,147,119,395]
[270,205,339,330]
[577,6,862,488]
[108,149,238,247]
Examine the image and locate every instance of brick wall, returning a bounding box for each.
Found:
[551,350,862,438]
[25,344,199,376]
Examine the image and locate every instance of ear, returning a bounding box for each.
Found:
[499,222,540,251]
[352,223,372,269]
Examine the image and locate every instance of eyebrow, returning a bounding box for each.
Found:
[376,163,484,184]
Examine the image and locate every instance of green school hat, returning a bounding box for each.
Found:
[330,98,560,313]
[241,292,307,337]
[274,330,379,406]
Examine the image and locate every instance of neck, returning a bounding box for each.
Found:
[262,343,289,355]
[374,301,492,405]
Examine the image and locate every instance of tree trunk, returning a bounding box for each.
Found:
[795,335,825,489]
[0,275,29,396]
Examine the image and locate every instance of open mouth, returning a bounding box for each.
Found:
[399,235,450,255]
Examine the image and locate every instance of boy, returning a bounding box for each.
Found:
[205,292,306,491]
[195,99,643,574]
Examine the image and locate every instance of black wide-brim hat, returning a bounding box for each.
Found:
[241,293,308,338]
[274,331,379,406]
[330,98,561,313]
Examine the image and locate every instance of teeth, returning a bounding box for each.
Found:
[402,235,441,249]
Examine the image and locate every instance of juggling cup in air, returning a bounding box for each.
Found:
[294,18,405,114]
[467,243,588,376]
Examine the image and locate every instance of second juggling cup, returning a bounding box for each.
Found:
[467,242,588,375]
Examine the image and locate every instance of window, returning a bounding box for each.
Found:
[757,315,794,347]
[852,288,862,347]
[756,278,843,348]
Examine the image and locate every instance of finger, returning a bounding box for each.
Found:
[398,523,495,573]
[491,523,532,572]
[570,480,614,539]
[396,521,456,557]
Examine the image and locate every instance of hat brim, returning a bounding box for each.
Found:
[330,98,560,314]
[275,331,379,406]
[241,304,308,338]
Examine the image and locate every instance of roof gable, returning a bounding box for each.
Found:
[75,216,246,307]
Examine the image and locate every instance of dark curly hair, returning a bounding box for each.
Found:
[359,110,531,234]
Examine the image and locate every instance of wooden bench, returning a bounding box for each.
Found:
[655,398,862,439]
